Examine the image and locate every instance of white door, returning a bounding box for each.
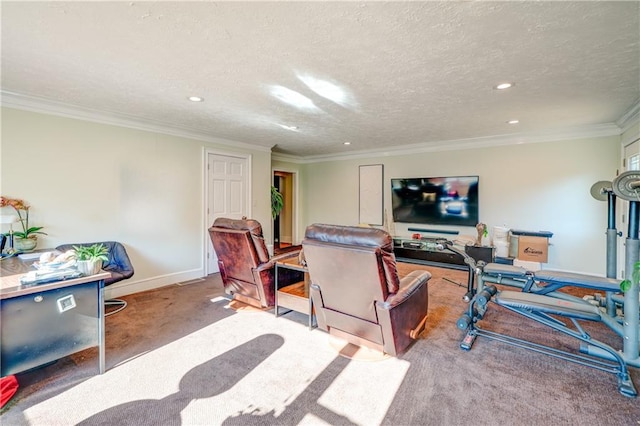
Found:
[206,152,250,274]
[619,139,640,278]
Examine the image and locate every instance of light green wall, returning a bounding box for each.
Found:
[301,136,621,274]
[1,107,272,295]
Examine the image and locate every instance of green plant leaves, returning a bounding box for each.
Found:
[620,279,632,293]
[271,186,284,219]
[13,226,47,239]
[73,243,109,262]
[620,260,640,293]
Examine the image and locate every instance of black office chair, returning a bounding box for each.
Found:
[56,241,134,316]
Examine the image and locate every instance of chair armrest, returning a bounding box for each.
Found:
[256,249,302,271]
[270,249,302,264]
[254,250,305,292]
[375,269,430,355]
[378,270,431,310]
[255,261,275,272]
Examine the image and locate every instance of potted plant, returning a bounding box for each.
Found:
[271,186,284,219]
[0,196,47,252]
[74,243,109,276]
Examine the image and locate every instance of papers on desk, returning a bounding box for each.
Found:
[18,251,57,261]
[20,257,81,285]
[20,268,82,285]
[32,258,76,271]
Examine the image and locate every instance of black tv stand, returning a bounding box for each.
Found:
[393,237,494,271]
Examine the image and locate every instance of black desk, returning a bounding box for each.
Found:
[0,255,110,376]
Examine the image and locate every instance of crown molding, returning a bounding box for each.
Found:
[271,152,305,163]
[2,90,626,164]
[617,99,640,134]
[277,123,622,164]
[0,91,272,153]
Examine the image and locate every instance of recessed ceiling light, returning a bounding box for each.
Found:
[507,120,520,124]
[494,83,514,90]
[188,96,204,102]
[343,142,351,145]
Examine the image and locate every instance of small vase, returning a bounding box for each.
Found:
[76,259,102,276]
[14,236,37,252]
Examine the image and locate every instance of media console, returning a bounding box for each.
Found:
[393,237,495,271]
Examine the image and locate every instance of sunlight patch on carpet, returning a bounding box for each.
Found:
[317,349,410,425]
[300,412,334,425]
[225,299,271,312]
[209,296,230,304]
[328,335,391,361]
[21,309,407,425]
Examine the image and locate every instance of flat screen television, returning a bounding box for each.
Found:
[391,176,479,227]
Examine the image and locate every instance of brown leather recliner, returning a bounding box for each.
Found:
[208,217,302,308]
[302,224,430,356]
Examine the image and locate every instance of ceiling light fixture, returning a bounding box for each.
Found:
[188,96,204,102]
[494,82,514,90]
[343,142,351,145]
[507,120,520,124]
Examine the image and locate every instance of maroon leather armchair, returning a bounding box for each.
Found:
[302,224,430,356]
[208,217,302,308]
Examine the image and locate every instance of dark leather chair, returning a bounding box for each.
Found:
[208,217,302,308]
[302,224,430,356]
[56,241,134,316]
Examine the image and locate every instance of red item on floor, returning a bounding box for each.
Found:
[0,375,19,408]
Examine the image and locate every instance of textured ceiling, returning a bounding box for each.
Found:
[2,1,639,158]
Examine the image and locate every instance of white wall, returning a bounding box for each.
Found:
[302,136,621,275]
[1,107,631,286]
[1,108,272,297]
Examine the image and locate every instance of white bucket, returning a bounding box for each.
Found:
[493,226,510,242]
[494,241,509,258]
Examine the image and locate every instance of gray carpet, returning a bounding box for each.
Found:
[1,264,639,425]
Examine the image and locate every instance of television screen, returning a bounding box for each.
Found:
[391,176,479,226]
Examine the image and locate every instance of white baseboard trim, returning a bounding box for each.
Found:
[105,268,205,299]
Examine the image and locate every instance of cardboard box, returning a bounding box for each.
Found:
[517,236,548,263]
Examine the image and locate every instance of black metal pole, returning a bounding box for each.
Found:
[608,191,616,230]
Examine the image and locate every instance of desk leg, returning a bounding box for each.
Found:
[98,281,105,374]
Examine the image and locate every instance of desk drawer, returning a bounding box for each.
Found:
[0,281,100,376]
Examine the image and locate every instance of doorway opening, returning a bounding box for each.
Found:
[273,170,296,252]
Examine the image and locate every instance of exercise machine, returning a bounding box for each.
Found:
[590,180,622,317]
[455,171,640,398]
